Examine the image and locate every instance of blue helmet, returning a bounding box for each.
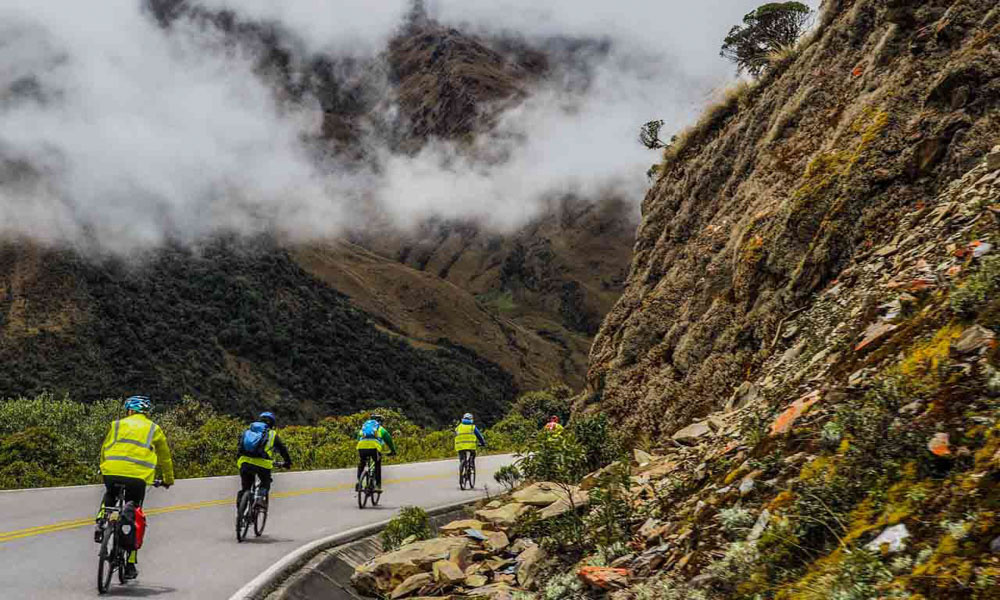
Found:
[124,396,151,414]
[259,412,276,427]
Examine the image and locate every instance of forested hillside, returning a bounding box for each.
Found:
[0,238,513,426]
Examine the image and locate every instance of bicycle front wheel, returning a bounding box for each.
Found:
[254,504,268,537]
[97,526,114,594]
[236,493,252,542]
[468,461,476,489]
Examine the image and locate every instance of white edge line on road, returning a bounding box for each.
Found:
[227,498,478,600]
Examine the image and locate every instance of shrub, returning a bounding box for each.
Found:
[717,507,757,539]
[639,120,668,150]
[516,430,588,485]
[569,412,625,473]
[511,385,573,429]
[494,464,523,492]
[720,2,813,77]
[950,256,1000,318]
[585,461,636,549]
[380,506,432,551]
[541,571,585,600]
[633,576,708,600]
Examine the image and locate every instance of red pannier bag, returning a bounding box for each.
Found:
[119,503,147,550]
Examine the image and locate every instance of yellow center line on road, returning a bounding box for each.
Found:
[0,471,460,545]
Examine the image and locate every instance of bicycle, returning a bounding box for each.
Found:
[357,453,386,509]
[97,480,162,594]
[459,450,477,490]
[236,461,283,542]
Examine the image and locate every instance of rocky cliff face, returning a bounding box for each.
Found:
[587,0,1000,438]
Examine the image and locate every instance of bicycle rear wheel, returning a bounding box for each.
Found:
[468,461,476,489]
[459,456,467,490]
[97,526,114,594]
[236,492,252,542]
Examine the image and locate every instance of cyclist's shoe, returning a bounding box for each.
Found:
[374,486,383,493]
[93,521,105,544]
[123,564,139,580]
[355,482,361,492]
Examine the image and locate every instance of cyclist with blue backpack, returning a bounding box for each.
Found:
[237,412,292,510]
[356,413,396,493]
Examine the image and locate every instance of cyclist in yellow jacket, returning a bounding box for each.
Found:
[454,412,487,465]
[356,413,396,493]
[544,415,564,436]
[95,396,174,580]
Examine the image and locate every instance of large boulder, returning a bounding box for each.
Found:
[539,489,589,519]
[353,537,471,596]
[433,560,466,585]
[516,544,547,590]
[577,566,629,590]
[440,519,489,535]
[512,482,566,506]
[672,421,712,445]
[391,572,434,599]
[475,503,530,526]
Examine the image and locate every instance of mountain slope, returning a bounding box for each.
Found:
[586,0,1000,437]
[0,238,514,426]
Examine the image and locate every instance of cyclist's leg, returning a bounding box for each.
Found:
[356,450,365,491]
[258,465,273,504]
[121,478,146,566]
[238,463,255,504]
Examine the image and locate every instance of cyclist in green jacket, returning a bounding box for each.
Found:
[356,413,396,493]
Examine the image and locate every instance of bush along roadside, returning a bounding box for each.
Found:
[0,384,574,490]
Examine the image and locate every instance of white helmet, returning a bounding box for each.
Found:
[463,413,474,421]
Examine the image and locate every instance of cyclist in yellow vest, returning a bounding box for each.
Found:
[454,412,487,466]
[95,396,174,581]
[543,415,564,436]
[236,412,292,509]
[356,413,396,493]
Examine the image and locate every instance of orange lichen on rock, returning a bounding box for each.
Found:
[770,390,821,436]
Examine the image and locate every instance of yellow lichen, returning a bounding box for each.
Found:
[898,324,962,395]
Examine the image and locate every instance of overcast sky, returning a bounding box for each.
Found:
[0,0,821,251]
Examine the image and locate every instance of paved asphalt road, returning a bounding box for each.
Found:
[0,454,514,599]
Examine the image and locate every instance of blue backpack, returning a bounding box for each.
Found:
[360,420,380,440]
[240,422,270,458]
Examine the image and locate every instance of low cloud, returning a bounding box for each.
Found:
[0,0,818,252]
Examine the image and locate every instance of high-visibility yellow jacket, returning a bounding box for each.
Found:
[544,422,564,436]
[99,414,175,485]
[237,429,277,470]
[454,423,478,452]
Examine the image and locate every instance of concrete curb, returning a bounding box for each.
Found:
[228,499,478,600]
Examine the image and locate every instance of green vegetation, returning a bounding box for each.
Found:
[0,239,515,427]
[0,394,531,490]
[380,506,432,551]
[721,2,813,77]
[951,256,1000,318]
[493,464,523,492]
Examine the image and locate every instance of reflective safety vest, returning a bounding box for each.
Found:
[100,414,173,485]
[238,429,277,470]
[544,422,564,436]
[454,423,478,452]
